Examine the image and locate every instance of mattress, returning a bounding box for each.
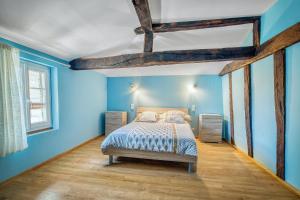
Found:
[101,121,197,157]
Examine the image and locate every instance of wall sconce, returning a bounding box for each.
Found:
[187,83,197,93]
[130,83,138,93]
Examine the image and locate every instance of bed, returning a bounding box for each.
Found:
[100,107,198,173]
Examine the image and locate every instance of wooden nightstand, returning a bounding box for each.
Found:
[105,112,127,136]
[199,114,223,143]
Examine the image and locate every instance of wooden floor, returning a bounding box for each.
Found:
[0,137,299,200]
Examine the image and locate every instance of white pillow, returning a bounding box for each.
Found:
[159,113,166,119]
[166,111,191,121]
[137,111,157,122]
[165,113,185,124]
[184,114,192,122]
[160,110,191,124]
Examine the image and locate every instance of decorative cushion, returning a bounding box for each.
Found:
[184,114,192,122]
[165,113,185,124]
[136,111,157,122]
[162,110,191,124]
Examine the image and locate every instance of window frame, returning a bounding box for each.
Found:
[21,60,52,134]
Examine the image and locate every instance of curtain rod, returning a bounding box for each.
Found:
[0,41,70,67]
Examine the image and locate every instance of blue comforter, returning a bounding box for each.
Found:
[101,122,197,157]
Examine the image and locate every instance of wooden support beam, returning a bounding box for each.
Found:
[132,0,152,31]
[70,46,256,70]
[274,49,286,180]
[132,0,153,52]
[253,18,261,48]
[144,29,153,52]
[229,73,235,145]
[244,65,253,157]
[219,22,300,75]
[134,16,260,34]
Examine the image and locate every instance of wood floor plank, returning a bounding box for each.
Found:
[0,137,299,200]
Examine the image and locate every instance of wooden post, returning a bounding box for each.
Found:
[253,18,261,48]
[109,155,113,165]
[274,49,286,179]
[144,29,153,52]
[244,65,253,157]
[132,0,152,30]
[188,163,193,173]
[132,0,153,53]
[229,73,235,145]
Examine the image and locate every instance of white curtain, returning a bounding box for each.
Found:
[0,43,28,157]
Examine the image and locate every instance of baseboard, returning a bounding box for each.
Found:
[229,143,300,197]
[0,134,101,186]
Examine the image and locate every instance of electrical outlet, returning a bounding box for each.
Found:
[130,103,135,110]
[191,105,196,112]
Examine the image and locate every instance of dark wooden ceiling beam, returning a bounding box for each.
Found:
[132,0,153,52]
[132,0,152,30]
[134,16,260,34]
[144,29,153,52]
[219,22,300,76]
[253,18,261,48]
[70,46,255,70]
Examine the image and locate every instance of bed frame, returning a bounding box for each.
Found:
[102,107,198,173]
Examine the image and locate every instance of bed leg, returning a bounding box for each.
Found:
[108,155,113,165]
[188,163,193,173]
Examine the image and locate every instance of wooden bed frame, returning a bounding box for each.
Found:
[102,107,198,173]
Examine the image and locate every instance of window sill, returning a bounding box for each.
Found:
[27,127,58,137]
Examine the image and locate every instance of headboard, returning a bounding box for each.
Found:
[136,107,188,116]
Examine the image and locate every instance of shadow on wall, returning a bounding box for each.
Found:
[99,113,105,135]
[223,120,230,140]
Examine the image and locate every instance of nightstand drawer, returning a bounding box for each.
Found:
[105,112,123,118]
[105,118,122,125]
[200,122,222,130]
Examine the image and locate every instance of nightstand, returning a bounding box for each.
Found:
[199,114,223,143]
[105,112,127,136]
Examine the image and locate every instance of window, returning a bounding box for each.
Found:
[21,60,52,133]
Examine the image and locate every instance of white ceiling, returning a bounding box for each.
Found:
[0,0,276,77]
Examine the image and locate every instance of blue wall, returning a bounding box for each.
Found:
[251,56,276,173]
[261,0,300,43]
[221,74,230,140]
[285,42,300,190]
[232,69,248,154]
[107,75,223,134]
[221,0,300,190]
[0,38,107,182]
